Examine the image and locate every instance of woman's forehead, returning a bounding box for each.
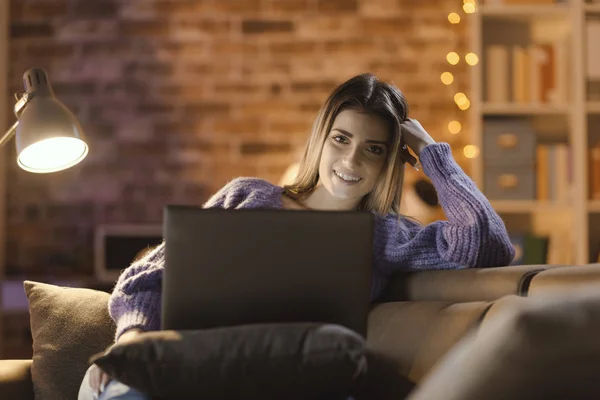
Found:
[331,109,391,142]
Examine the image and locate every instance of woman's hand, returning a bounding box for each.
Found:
[89,328,143,395]
[400,119,436,166]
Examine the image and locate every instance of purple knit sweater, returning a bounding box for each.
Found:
[109,143,514,339]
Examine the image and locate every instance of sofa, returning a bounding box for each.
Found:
[1,263,600,399]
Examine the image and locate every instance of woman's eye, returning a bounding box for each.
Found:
[368,146,384,155]
[333,135,349,144]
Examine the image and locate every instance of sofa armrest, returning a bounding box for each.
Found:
[379,264,565,303]
[528,264,600,297]
[0,359,34,400]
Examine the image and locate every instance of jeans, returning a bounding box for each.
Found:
[78,365,150,400]
[78,364,356,400]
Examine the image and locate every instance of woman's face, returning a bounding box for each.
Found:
[318,109,391,202]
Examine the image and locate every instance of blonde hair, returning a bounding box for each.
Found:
[284,73,409,216]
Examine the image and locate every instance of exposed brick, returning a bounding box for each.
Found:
[12,1,68,20]
[268,41,319,56]
[153,0,211,14]
[290,80,337,93]
[317,0,358,13]
[10,22,54,38]
[120,20,169,37]
[183,102,231,116]
[361,17,413,36]
[24,42,76,59]
[269,0,315,13]
[212,0,263,14]
[72,1,118,18]
[213,118,264,138]
[242,20,294,34]
[240,142,292,155]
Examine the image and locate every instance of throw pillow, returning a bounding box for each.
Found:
[407,289,600,400]
[91,322,367,400]
[24,281,115,400]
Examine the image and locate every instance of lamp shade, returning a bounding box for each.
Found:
[15,68,88,173]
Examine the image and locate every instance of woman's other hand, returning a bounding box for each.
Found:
[400,119,437,162]
[88,328,143,395]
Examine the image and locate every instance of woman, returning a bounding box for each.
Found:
[79,73,514,400]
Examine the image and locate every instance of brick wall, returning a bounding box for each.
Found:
[6,0,469,276]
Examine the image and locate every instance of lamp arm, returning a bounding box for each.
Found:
[0,92,32,149]
[0,121,18,149]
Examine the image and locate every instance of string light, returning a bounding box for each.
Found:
[446,52,460,65]
[463,2,476,13]
[458,99,471,110]
[441,72,454,85]
[465,52,479,66]
[463,145,479,159]
[448,121,462,134]
[448,12,461,24]
[454,92,468,106]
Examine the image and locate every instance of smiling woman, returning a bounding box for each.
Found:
[80,73,516,400]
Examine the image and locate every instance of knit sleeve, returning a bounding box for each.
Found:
[108,178,256,340]
[108,242,165,340]
[375,143,515,275]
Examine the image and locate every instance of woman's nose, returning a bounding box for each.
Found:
[342,147,361,167]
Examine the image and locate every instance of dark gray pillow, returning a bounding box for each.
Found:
[91,322,367,400]
[24,281,115,400]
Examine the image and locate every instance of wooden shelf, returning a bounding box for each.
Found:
[482,103,569,115]
[589,201,600,212]
[491,200,571,214]
[585,3,600,13]
[480,4,571,17]
[587,102,600,113]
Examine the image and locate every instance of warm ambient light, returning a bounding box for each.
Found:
[463,2,476,13]
[441,72,454,85]
[458,99,471,110]
[1,68,89,173]
[448,121,462,134]
[18,137,88,173]
[465,53,479,66]
[454,92,468,106]
[446,52,460,65]
[448,13,461,24]
[463,145,479,158]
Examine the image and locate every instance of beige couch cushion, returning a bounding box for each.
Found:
[24,281,115,400]
[407,290,600,400]
[367,300,491,382]
[382,264,561,303]
[527,264,600,297]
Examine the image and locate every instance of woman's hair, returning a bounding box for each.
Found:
[283,73,409,216]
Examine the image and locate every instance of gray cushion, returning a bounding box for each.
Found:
[24,281,115,400]
[91,323,367,400]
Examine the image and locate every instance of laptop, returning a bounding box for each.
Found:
[161,205,373,337]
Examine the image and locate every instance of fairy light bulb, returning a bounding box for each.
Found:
[465,53,479,66]
[448,121,462,134]
[458,99,471,110]
[447,52,460,65]
[463,2,476,13]
[441,72,454,85]
[448,13,461,24]
[463,145,479,159]
[454,92,468,106]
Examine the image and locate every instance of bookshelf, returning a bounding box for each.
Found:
[469,0,600,265]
